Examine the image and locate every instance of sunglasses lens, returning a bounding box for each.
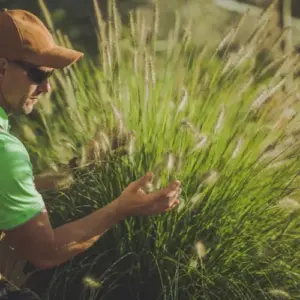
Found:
[9,61,54,84]
[28,69,53,84]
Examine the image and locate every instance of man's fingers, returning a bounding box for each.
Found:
[169,180,181,190]
[172,199,180,207]
[165,199,180,212]
[167,189,178,198]
[170,199,180,207]
[166,181,181,196]
[149,180,181,202]
[157,180,181,197]
[129,172,154,192]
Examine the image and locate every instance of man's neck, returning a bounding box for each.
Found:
[0,89,11,116]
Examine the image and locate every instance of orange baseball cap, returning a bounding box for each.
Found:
[0,8,84,69]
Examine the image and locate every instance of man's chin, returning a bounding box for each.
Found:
[19,104,34,115]
[13,97,36,116]
[24,107,34,115]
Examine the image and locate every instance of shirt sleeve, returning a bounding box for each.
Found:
[0,135,46,230]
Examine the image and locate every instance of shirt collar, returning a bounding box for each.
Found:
[0,106,10,132]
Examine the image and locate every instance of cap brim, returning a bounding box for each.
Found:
[24,46,84,69]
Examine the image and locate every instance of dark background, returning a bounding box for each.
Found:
[0,0,153,57]
[1,0,300,58]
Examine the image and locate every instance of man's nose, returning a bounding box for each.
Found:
[37,79,51,93]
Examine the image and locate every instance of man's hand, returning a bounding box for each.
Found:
[115,172,181,217]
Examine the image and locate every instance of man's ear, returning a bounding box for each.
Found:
[0,58,8,80]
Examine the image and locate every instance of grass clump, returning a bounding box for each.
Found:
[15,1,300,300]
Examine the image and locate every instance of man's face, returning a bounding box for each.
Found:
[0,59,53,115]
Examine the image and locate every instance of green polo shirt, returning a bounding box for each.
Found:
[0,106,45,230]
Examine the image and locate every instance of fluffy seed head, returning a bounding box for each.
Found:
[82,276,102,289]
[277,197,300,211]
[195,241,206,259]
[268,289,291,299]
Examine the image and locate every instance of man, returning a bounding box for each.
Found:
[0,8,181,299]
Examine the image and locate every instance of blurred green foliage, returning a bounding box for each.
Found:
[0,0,152,57]
[1,0,300,57]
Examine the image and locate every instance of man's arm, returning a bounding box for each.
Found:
[3,173,180,270]
[3,199,123,270]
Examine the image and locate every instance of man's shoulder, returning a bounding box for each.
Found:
[0,131,30,165]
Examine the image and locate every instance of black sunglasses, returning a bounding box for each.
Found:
[9,60,54,85]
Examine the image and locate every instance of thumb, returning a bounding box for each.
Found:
[131,172,153,191]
